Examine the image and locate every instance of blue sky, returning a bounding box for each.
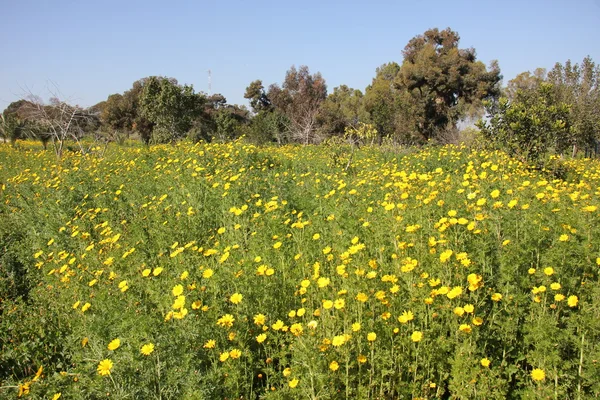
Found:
[1,0,598,110]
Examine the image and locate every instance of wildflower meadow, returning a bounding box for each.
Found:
[1,140,599,399]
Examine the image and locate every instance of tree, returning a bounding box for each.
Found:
[244,80,272,114]
[214,105,249,142]
[317,85,366,137]
[268,65,327,144]
[139,77,205,143]
[397,28,502,142]
[477,83,572,164]
[363,63,410,144]
[547,56,600,156]
[505,68,546,100]
[19,95,95,158]
[1,100,31,146]
[100,94,128,131]
[243,80,286,144]
[99,78,156,144]
[0,113,24,146]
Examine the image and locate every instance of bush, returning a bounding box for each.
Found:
[477,83,572,165]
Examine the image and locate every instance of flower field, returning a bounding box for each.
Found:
[1,141,599,399]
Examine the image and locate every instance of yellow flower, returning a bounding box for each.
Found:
[202,269,214,279]
[398,310,414,323]
[472,317,483,326]
[555,294,565,302]
[550,282,561,290]
[219,352,229,362]
[352,322,361,332]
[317,277,330,288]
[203,339,216,349]
[283,367,292,377]
[543,267,554,276]
[463,304,474,313]
[272,320,284,330]
[559,234,569,242]
[356,292,368,302]
[329,361,339,371]
[107,338,120,351]
[97,359,113,376]
[332,335,346,347]
[172,295,186,310]
[172,284,184,296]
[528,268,536,275]
[447,286,463,299]
[459,324,472,333]
[273,241,282,249]
[312,233,320,240]
[453,307,465,316]
[230,293,243,304]
[52,394,62,400]
[334,299,345,310]
[256,333,267,343]
[323,300,333,309]
[142,268,151,277]
[253,314,266,326]
[288,378,299,388]
[217,314,235,328]
[81,303,91,312]
[491,293,503,302]
[141,343,155,355]
[480,358,491,367]
[411,331,423,342]
[367,332,377,342]
[357,354,367,363]
[440,249,453,263]
[531,368,545,381]
[568,295,579,307]
[229,349,241,359]
[290,323,303,336]
[152,267,163,276]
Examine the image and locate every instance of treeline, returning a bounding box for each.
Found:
[1,27,599,162]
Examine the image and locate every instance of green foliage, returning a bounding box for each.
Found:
[139,77,205,143]
[344,122,378,146]
[317,85,367,138]
[268,65,327,144]
[0,113,24,146]
[504,68,547,100]
[477,83,572,164]
[244,80,272,114]
[1,141,599,398]
[397,28,502,142]
[363,62,406,143]
[246,110,288,145]
[213,106,249,143]
[547,56,600,155]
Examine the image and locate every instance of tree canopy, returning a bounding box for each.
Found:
[396,28,502,142]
